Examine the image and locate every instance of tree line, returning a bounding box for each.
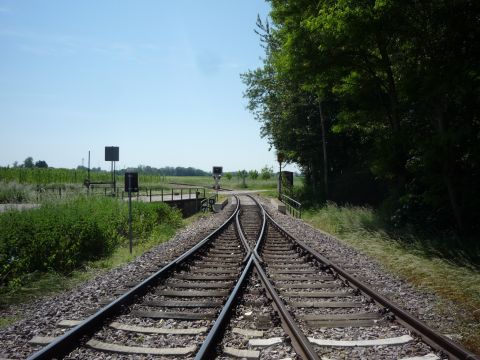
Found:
[11,157,48,169]
[242,0,479,235]
[120,165,208,177]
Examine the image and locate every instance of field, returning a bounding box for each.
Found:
[0,167,291,204]
[0,167,282,188]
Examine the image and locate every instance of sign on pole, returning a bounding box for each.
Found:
[212,166,223,190]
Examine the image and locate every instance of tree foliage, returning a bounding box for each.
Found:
[243,0,480,234]
[23,157,34,168]
[35,160,48,168]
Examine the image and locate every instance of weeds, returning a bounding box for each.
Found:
[0,182,35,203]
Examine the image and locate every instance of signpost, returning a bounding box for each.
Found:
[105,146,119,195]
[84,146,120,196]
[212,166,223,190]
[124,172,139,254]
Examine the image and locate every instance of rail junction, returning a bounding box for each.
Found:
[23,195,479,359]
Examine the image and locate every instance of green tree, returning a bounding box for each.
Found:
[260,166,273,180]
[243,0,480,234]
[249,170,259,180]
[35,160,48,168]
[238,170,248,188]
[23,157,34,168]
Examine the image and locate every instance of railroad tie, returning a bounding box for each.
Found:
[223,346,260,359]
[86,339,197,356]
[308,334,413,347]
[131,309,216,320]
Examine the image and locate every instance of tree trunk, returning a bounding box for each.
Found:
[318,99,329,199]
[436,104,464,232]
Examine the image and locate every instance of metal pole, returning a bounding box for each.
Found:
[87,151,91,196]
[161,188,163,202]
[113,161,116,196]
[149,189,152,202]
[88,151,90,182]
[181,188,183,200]
[128,174,133,254]
[278,162,282,200]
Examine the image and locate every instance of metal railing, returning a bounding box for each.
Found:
[121,187,206,203]
[34,186,206,203]
[281,194,302,218]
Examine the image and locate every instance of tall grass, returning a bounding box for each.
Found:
[0,182,36,203]
[0,167,111,184]
[303,203,480,353]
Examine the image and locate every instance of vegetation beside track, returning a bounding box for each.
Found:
[302,203,480,353]
[0,197,182,305]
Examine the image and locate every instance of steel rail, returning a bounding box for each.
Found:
[195,256,254,359]
[249,195,266,263]
[196,196,260,358]
[27,196,241,360]
[235,208,253,263]
[246,195,320,360]
[252,256,320,360]
[263,209,480,360]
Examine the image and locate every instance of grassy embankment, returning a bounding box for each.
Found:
[0,196,184,327]
[302,203,480,353]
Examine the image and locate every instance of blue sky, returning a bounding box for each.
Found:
[0,1,298,172]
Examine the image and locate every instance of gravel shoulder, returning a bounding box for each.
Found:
[0,203,235,359]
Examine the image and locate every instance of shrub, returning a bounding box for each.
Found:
[0,197,181,288]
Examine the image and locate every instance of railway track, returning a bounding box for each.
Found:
[25,195,478,359]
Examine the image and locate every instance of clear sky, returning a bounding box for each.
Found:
[0,1,298,173]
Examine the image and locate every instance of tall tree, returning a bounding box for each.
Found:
[243,0,480,233]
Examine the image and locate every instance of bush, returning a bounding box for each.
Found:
[0,197,181,288]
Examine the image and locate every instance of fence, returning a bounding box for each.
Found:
[35,186,207,203]
[281,194,302,218]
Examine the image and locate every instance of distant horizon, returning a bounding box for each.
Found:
[1,154,300,174]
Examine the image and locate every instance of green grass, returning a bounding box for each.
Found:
[302,203,480,353]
